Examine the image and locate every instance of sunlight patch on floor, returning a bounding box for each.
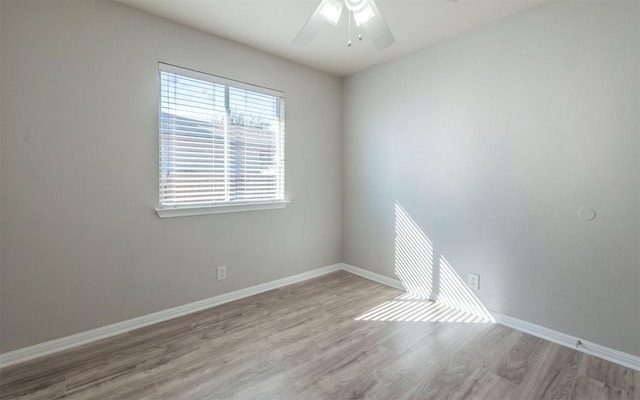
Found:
[355,295,491,323]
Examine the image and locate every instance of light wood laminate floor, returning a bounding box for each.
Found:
[1,271,638,399]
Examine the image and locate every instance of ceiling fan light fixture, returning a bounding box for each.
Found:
[293,0,394,51]
[319,0,344,25]
[352,2,375,26]
[344,0,368,12]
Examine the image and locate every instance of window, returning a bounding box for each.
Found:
[156,63,286,218]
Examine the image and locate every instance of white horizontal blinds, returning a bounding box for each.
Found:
[159,64,285,208]
[159,71,227,206]
[228,87,284,202]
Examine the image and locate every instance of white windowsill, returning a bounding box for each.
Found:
[155,201,289,219]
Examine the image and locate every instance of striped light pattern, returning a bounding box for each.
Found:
[158,63,285,209]
[394,202,494,322]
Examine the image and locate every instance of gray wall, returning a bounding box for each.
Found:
[2,0,638,359]
[0,0,343,352]
[343,1,640,357]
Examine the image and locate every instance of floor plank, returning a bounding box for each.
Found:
[1,271,638,400]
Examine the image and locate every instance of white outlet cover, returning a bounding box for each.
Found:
[468,273,480,290]
[217,265,227,280]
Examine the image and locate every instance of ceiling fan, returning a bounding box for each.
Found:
[292,0,395,51]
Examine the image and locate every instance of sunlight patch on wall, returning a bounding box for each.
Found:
[394,203,434,299]
[436,255,493,321]
[394,202,494,322]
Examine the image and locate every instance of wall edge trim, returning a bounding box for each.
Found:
[340,263,640,372]
[491,312,640,372]
[0,263,342,368]
[3,263,637,372]
[340,263,405,290]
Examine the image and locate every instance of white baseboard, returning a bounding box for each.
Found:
[2,262,638,373]
[0,263,342,369]
[340,263,405,291]
[492,313,640,372]
[341,263,640,372]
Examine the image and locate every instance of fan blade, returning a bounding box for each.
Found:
[292,9,323,48]
[292,0,343,48]
[362,0,395,50]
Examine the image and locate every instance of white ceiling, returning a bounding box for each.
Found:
[118,0,544,77]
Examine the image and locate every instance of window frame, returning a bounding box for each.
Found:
[155,63,288,218]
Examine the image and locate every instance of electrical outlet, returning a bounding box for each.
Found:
[468,273,480,290]
[217,265,227,281]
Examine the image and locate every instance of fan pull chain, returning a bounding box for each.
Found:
[347,11,352,47]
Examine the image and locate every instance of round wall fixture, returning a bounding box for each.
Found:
[578,207,597,221]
